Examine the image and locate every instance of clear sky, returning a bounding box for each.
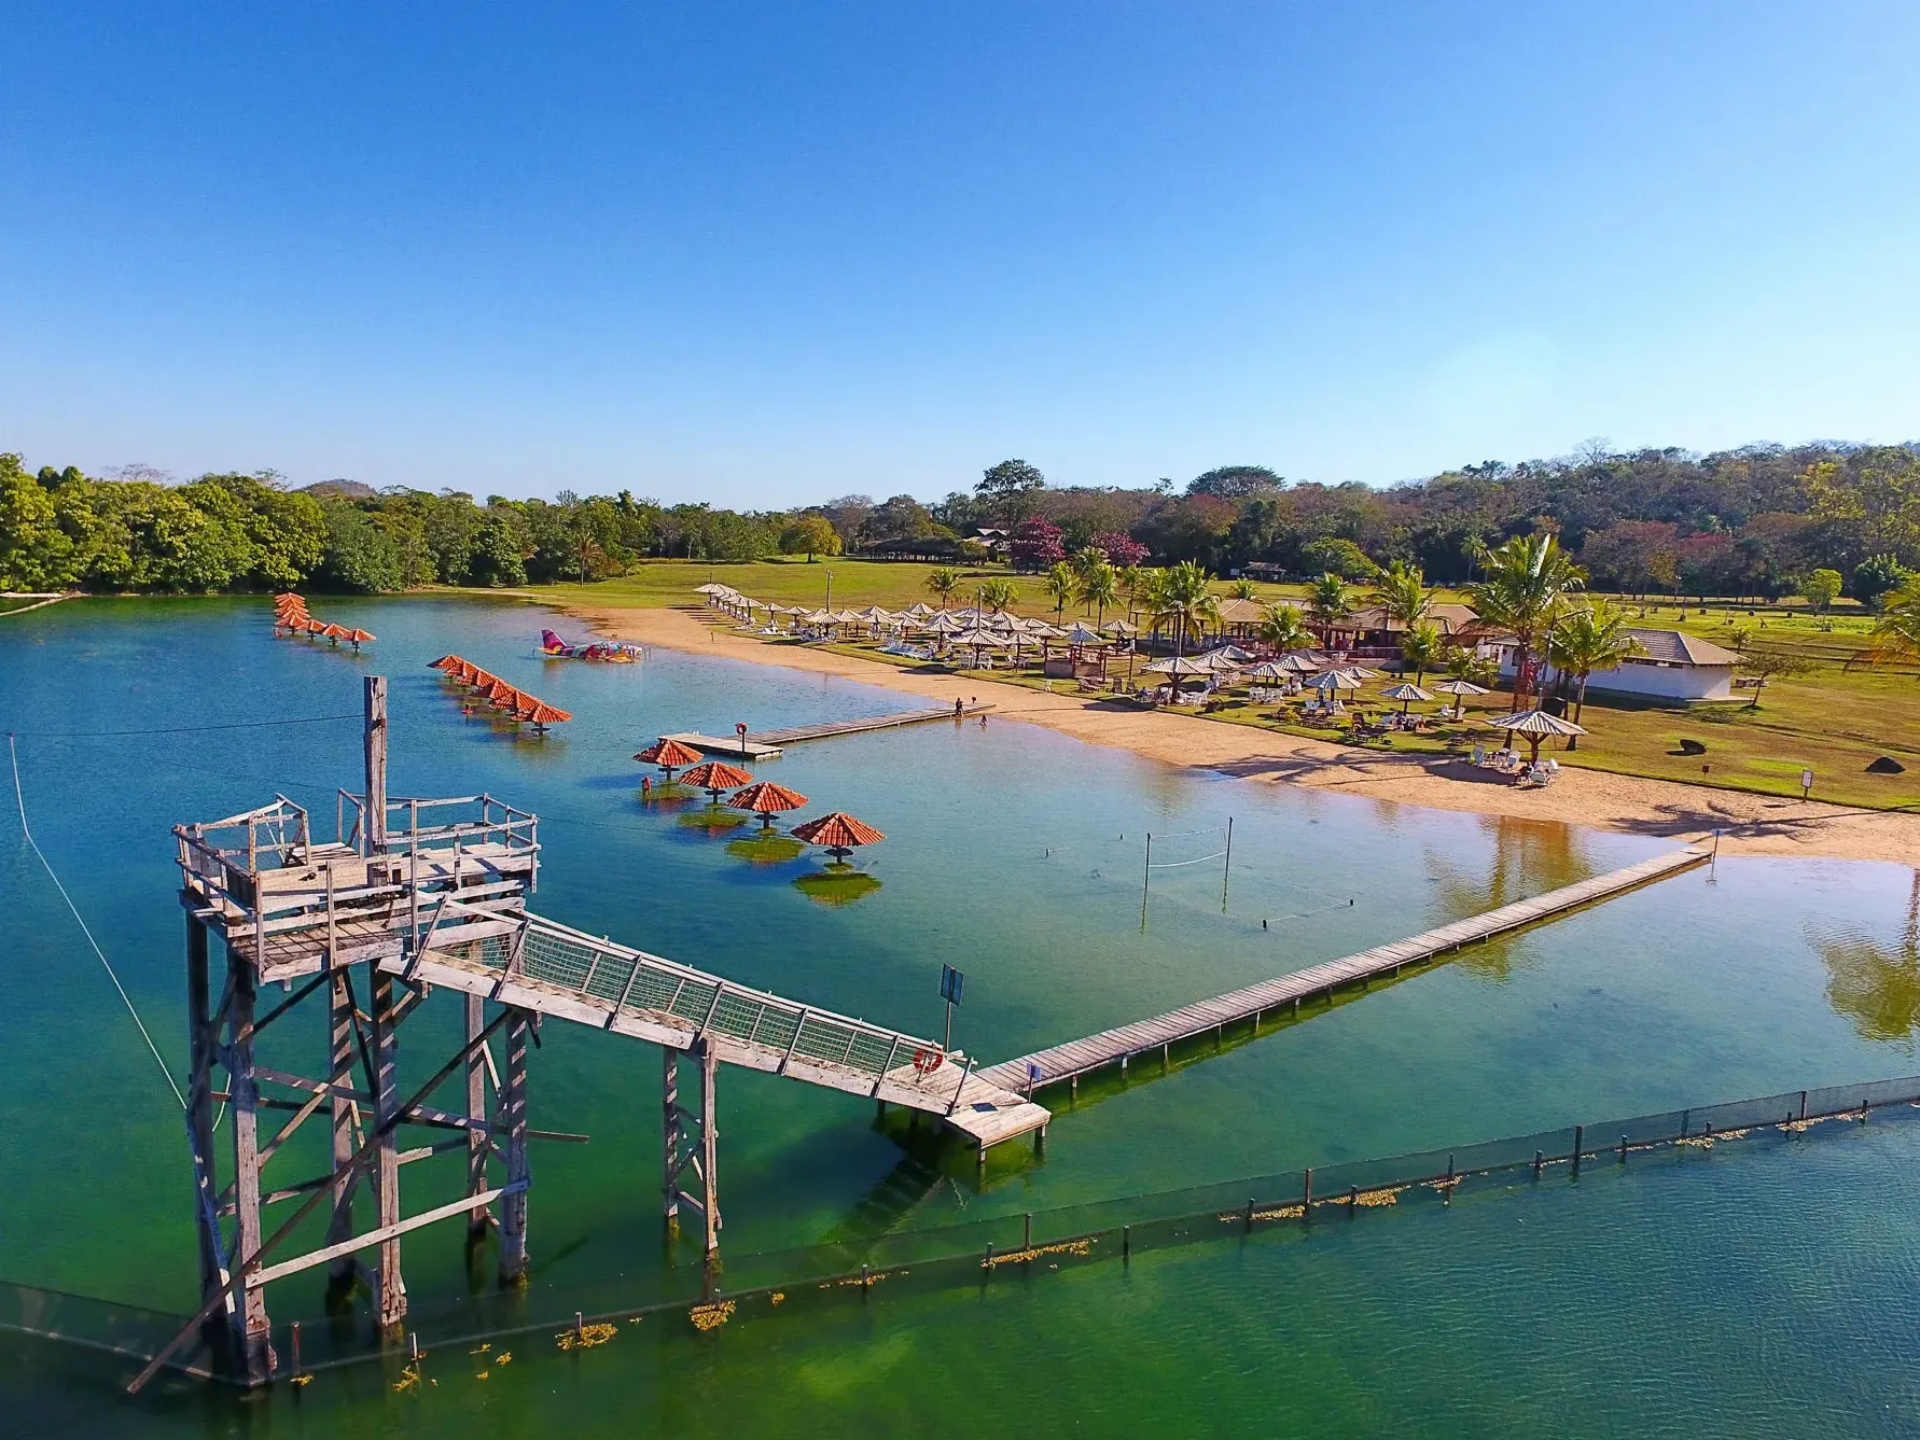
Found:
[3,3,1917,506]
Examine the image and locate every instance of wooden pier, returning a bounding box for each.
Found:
[666,703,991,759]
[980,847,1711,1097]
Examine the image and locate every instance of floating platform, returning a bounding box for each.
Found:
[665,703,992,760]
[981,846,1712,1097]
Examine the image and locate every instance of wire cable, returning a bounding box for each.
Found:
[12,713,362,740]
[8,733,187,1109]
[1148,849,1229,869]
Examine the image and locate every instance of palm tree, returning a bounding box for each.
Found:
[977,577,1017,614]
[1255,602,1312,653]
[1370,560,1431,629]
[1153,560,1221,661]
[1306,572,1352,635]
[1399,619,1443,687]
[1076,557,1120,626]
[1545,600,1643,745]
[1230,577,1259,600]
[1867,577,1920,670]
[1442,645,1499,718]
[1468,534,1586,710]
[1128,567,1165,635]
[1043,561,1076,618]
[925,567,961,607]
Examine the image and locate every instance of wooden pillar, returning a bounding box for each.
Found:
[184,918,223,1306]
[325,969,357,1288]
[662,1047,682,1228]
[370,971,405,1332]
[466,993,492,1239]
[498,1007,531,1284]
[698,1036,720,1255]
[227,955,275,1383]
[364,677,388,852]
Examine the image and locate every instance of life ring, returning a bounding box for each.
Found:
[911,1047,944,1076]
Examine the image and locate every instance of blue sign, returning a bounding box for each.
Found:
[940,964,964,1005]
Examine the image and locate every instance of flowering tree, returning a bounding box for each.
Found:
[1009,517,1066,572]
[1091,530,1149,567]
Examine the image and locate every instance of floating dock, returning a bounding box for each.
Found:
[980,847,1711,1097]
[666,703,992,759]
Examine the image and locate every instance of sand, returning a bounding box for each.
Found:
[567,602,1920,868]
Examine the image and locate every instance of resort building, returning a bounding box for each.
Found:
[1488,627,1741,703]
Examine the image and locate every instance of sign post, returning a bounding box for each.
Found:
[1801,767,1814,800]
[736,721,749,759]
[939,965,964,1053]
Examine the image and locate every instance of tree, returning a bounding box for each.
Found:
[0,452,71,589]
[925,566,962,606]
[1306,572,1352,632]
[1854,554,1911,610]
[1043,561,1076,617]
[1442,645,1499,718]
[977,578,1017,613]
[1468,533,1586,709]
[1075,556,1119,625]
[780,514,841,562]
[1185,465,1283,499]
[1738,645,1815,709]
[1399,619,1444,688]
[1255,602,1312,652]
[1091,531,1149,568]
[1800,568,1844,613]
[1866,577,1920,670]
[1370,560,1431,629]
[1008,516,1065,571]
[1299,536,1379,581]
[976,459,1046,525]
[1544,600,1643,739]
[1151,560,1220,661]
[1229,577,1259,599]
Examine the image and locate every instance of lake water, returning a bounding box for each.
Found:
[3,596,1918,1435]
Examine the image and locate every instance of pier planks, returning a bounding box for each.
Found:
[664,704,991,759]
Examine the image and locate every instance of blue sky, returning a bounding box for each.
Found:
[3,3,1917,505]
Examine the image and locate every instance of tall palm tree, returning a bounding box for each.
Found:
[1370,560,1431,629]
[1043,561,1076,618]
[925,566,961,607]
[1256,602,1312,653]
[1306,572,1352,635]
[1399,619,1443,687]
[1867,577,1920,670]
[1153,560,1221,661]
[1545,599,1643,745]
[1130,567,1166,636]
[1076,557,1120,626]
[1468,534,1586,710]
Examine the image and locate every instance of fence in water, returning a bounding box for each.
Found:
[8,1070,1920,1387]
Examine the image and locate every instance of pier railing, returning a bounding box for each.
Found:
[337,790,539,870]
[15,1070,1920,1387]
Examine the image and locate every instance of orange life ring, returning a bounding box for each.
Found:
[911,1047,944,1075]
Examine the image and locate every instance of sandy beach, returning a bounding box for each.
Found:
[569,602,1920,868]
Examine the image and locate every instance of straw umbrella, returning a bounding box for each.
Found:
[729,780,808,831]
[791,811,886,865]
[1379,681,1434,716]
[1278,653,1319,675]
[1433,678,1489,720]
[515,698,572,734]
[681,760,754,803]
[340,627,376,652]
[1309,669,1362,694]
[1485,708,1586,766]
[634,737,703,783]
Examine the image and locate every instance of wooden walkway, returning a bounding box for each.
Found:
[980,847,1711,1097]
[667,703,991,759]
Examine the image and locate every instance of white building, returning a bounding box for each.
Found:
[1490,628,1740,703]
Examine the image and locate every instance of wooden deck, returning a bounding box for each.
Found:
[980,847,1712,1097]
[665,704,991,759]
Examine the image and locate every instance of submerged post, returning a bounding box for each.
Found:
[371,971,406,1332]
[1140,833,1152,931]
[1221,816,1234,912]
[498,1008,532,1283]
[465,994,491,1240]
[228,957,276,1383]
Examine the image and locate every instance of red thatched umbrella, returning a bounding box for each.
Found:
[634,737,703,782]
[728,780,808,830]
[340,627,376,652]
[483,679,522,708]
[429,654,464,672]
[515,697,572,733]
[791,811,886,864]
[678,759,753,803]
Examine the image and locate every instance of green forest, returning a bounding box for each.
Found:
[2,442,1917,603]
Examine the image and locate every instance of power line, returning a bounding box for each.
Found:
[10,712,362,740]
[8,733,187,1110]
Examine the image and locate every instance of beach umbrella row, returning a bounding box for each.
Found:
[273,593,376,651]
[631,745,886,864]
[428,655,572,732]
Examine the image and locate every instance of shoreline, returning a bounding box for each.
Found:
[567,601,1920,868]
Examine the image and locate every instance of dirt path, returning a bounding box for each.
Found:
[566,602,1920,867]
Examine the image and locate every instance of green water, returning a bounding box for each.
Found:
[3,596,1918,1434]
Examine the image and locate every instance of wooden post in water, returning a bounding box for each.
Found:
[371,971,406,1332]
[465,994,491,1239]
[228,955,277,1382]
[184,918,223,1309]
[324,969,357,1293]
[364,677,388,853]
[1571,1125,1584,1179]
[498,1008,532,1283]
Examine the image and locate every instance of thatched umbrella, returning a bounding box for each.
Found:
[1486,708,1586,765]
[515,697,572,734]
[1309,669,1362,693]
[1433,678,1489,720]
[429,654,464,672]
[1278,653,1319,674]
[1245,661,1291,682]
[340,627,376,652]
[634,737,703,782]
[791,811,886,865]
[681,759,754,803]
[729,779,808,830]
[1379,681,1434,715]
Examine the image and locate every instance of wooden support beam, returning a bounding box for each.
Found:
[184,916,225,1308]
[497,1007,531,1284]
[371,969,405,1333]
[326,970,356,1290]
[226,954,275,1384]
[465,993,491,1240]
[699,1036,720,1254]
[246,1184,523,1290]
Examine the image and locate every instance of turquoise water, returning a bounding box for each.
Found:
[3,596,1919,1433]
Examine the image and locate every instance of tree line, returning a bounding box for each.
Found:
[2,440,1916,601]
